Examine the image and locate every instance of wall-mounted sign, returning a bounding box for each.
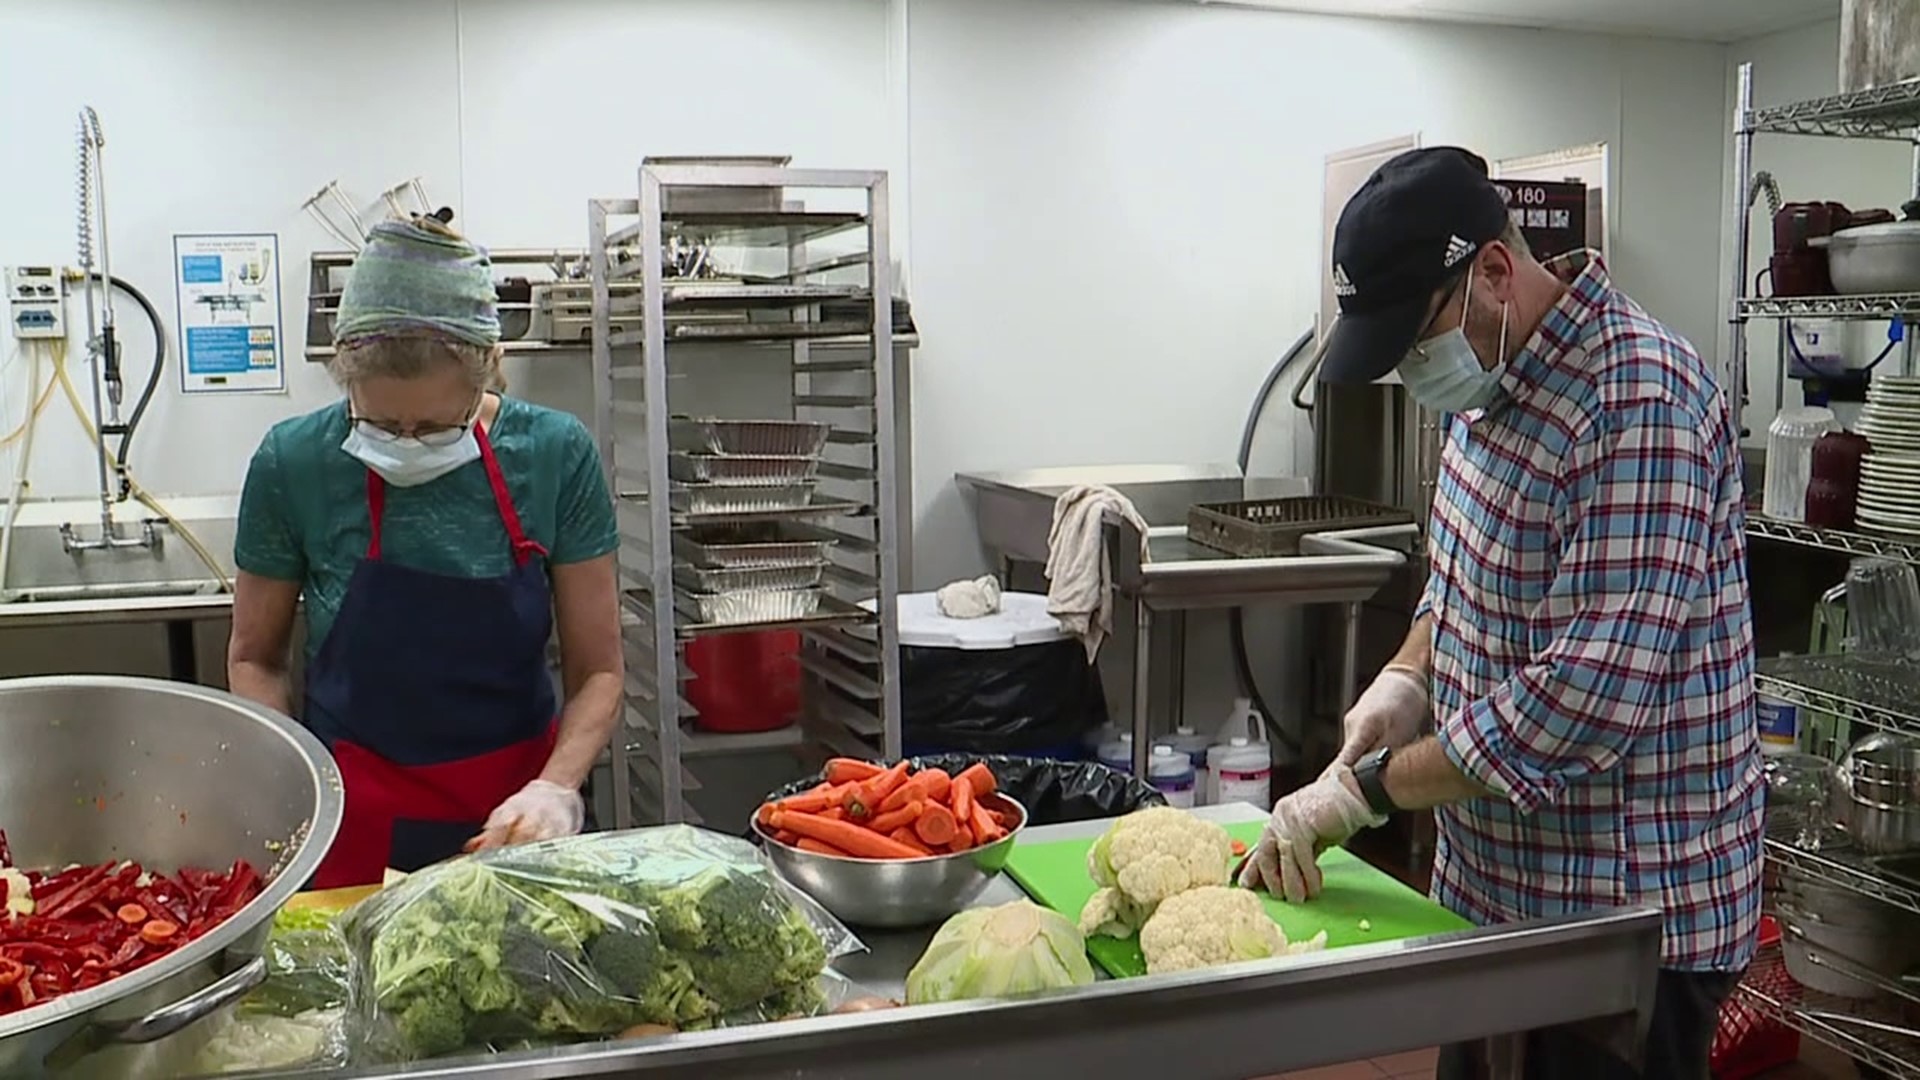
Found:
[172,233,285,394]
[1491,180,1588,263]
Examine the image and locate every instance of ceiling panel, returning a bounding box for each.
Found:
[1196,0,1838,42]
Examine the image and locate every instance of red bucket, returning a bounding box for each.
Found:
[1710,916,1800,1080]
[685,631,800,734]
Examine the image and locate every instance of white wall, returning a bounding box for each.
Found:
[0,0,1735,593]
[902,0,1731,583]
[1719,18,1914,440]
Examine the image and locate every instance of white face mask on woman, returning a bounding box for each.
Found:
[340,394,484,487]
[1398,270,1510,414]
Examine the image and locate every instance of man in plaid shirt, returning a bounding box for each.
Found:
[1240,148,1763,1079]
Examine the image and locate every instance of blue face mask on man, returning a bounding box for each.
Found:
[1398,268,1510,414]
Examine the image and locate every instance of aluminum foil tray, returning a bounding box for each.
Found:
[680,587,824,626]
[669,417,831,457]
[673,562,825,594]
[668,452,821,487]
[674,525,838,569]
[669,482,816,515]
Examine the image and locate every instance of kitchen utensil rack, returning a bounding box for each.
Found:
[1730,64,1920,564]
[588,162,906,828]
[1737,938,1920,1079]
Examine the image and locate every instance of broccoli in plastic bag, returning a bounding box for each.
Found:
[340,825,861,1061]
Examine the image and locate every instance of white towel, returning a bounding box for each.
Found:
[1044,484,1150,661]
[935,575,1002,619]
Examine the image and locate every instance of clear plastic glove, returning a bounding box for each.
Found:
[1238,764,1385,903]
[1331,665,1429,770]
[465,780,584,853]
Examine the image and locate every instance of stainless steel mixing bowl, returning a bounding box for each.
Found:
[0,676,342,1077]
[753,793,1027,928]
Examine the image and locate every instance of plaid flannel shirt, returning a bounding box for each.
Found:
[1418,250,1763,972]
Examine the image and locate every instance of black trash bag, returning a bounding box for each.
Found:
[900,640,1108,757]
[760,754,1164,829]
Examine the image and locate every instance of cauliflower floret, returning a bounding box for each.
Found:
[1084,807,1232,916]
[1138,886,1328,975]
[1076,886,1149,940]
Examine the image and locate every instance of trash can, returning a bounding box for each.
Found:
[886,592,1110,760]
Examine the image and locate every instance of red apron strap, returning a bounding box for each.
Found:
[365,470,386,559]
[474,424,548,566]
[358,416,548,566]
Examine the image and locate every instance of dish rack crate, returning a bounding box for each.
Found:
[588,161,906,828]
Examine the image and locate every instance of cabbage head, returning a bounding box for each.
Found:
[904,901,1094,1005]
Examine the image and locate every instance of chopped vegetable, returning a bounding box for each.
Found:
[760,759,1020,861]
[905,901,1094,1004]
[0,829,264,1017]
[1137,886,1327,975]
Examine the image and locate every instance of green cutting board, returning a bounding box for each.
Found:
[1004,821,1471,978]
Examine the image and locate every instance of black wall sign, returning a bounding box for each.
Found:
[1492,180,1588,261]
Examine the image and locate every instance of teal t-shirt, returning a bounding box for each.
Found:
[235,396,618,659]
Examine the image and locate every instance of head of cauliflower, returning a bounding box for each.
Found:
[1138,885,1328,975]
[1086,806,1233,912]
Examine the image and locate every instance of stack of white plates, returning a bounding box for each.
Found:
[1857,376,1920,537]
[1859,455,1920,536]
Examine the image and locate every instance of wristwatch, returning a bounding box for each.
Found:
[1353,746,1399,816]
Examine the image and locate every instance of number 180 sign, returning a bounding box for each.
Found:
[1493,180,1587,261]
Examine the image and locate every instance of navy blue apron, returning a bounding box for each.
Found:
[304,421,556,888]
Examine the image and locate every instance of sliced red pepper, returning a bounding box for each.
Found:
[0,957,22,988]
[35,865,111,921]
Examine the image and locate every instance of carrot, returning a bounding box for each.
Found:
[948,824,975,852]
[951,777,975,826]
[140,920,179,944]
[756,803,777,826]
[795,838,851,857]
[888,828,934,856]
[915,804,959,846]
[955,763,998,798]
[825,758,885,785]
[879,769,952,814]
[968,801,1004,844]
[989,808,1018,830]
[773,783,848,815]
[867,799,926,834]
[774,829,800,846]
[821,806,847,821]
[116,904,148,925]
[843,761,911,821]
[1230,838,1248,857]
[772,810,923,859]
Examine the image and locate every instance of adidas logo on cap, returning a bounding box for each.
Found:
[1332,264,1356,298]
[1442,234,1476,268]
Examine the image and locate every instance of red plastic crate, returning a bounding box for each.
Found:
[1711,916,1801,1080]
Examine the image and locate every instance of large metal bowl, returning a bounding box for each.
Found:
[0,676,342,1077]
[752,793,1027,928]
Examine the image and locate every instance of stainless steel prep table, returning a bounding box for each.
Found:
[956,466,1416,773]
[0,591,233,682]
[283,804,1662,1080]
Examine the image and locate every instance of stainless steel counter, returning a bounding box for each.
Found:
[956,465,1416,772]
[289,806,1662,1080]
[0,590,232,629]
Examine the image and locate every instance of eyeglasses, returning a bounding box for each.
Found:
[349,393,483,447]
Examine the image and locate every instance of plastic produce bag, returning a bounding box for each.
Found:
[765,754,1165,828]
[185,910,354,1075]
[901,639,1109,756]
[339,825,861,1063]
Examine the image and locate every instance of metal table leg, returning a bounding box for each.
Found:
[1340,601,1363,711]
[1132,597,1152,776]
[1485,1033,1525,1080]
[1169,610,1186,733]
[164,619,198,683]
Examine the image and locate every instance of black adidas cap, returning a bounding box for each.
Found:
[1320,147,1512,384]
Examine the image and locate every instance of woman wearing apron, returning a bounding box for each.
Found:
[227,218,623,888]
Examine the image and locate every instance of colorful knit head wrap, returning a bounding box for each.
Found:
[334,218,500,347]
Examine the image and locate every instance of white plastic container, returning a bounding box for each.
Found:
[1757,690,1803,757]
[1097,732,1135,775]
[1208,736,1272,807]
[1763,406,1838,522]
[1218,697,1257,744]
[1148,744,1198,809]
[1167,726,1213,804]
